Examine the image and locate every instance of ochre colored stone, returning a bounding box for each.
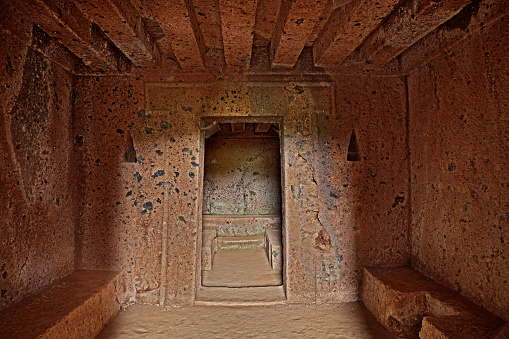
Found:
[362,267,504,338]
[0,0,507,336]
[0,270,125,338]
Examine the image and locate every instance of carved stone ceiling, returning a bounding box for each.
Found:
[8,0,473,75]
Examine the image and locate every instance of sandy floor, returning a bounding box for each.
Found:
[98,248,394,338]
[202,248,282,287]
[97,303,395,339]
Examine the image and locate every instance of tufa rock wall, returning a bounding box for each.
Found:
[408,12,509,320]
[73,78,410,304]
[0,18,75,310]
[203,135,281,216]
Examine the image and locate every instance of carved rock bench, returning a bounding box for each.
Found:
[0,270,125,338]
[362,267,504,338]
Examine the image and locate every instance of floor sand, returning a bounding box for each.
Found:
[97,303,395,338]
[99,248,393,338]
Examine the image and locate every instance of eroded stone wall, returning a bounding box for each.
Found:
[72,75,145,303]
[408,13,509,320]
[0,18,75,309]
[73,77,410,304]
[203,135,281,215]
[324,75,411,301]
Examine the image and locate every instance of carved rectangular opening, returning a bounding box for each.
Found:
[198,117,285,300]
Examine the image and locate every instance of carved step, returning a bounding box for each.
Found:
[217,235,265,250]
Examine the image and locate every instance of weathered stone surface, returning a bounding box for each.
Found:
[1,1,508,336]
[324,75,411,302]
[201,230,217,270]
[0,270,125,338]
[74,0,155,65]
[393,0,509,74]
[203,133,281,215]
[220,0,257,71]
[265,228,283,270]
[193,0,225,71]
[71,80,410,305]
[5,0,504,76]
[357,0,470,69]
[313,0,400,68]
[149,0,207,71]
[13,0,130,72]
[408,11,509,320]
[0,23,75,311]
[201,248,281,288]
[216,236,265,250]
[362,267,504,338]
[270,0,328,67]
[253,0,282,41]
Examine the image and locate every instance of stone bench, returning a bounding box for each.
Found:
[202,215,281,237]
[361,267,504,338]
[0,270,125,338]
[265,228,282,270]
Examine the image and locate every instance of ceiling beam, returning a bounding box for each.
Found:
[111,0,160,62]
[255,123,272,133]
[123,0,180,70]
[271,0,328,67]
[305,0,338,47]
[14,0,129,72]
[231,123,246,133]
[75,0,155,66]
[220,0,258,71]
[358,0,471,69]
[396,0,508,74]
[149,0,207,71]
[193,0,225,72]
[313,0,400,68]
[254,0,282,41]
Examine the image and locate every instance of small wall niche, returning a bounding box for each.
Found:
[123,132,137,163]
[347,130,360,162]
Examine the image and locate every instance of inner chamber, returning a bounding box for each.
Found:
[201,121,283,288]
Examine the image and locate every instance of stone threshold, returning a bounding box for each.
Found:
[195,286,286,306]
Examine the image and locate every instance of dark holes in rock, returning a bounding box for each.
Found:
[124,132,137,163]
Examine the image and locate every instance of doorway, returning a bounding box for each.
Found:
[199,118,284,294]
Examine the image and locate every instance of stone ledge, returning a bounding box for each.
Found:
[201,229,217,270]
[217,235,265,250]
[195,285,286,304]
[0,270,126,338]
[265,229,282,270]
[202,215,281,237]
[361,267,504,338]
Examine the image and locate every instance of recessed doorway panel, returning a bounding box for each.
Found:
[199,120,283,293]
